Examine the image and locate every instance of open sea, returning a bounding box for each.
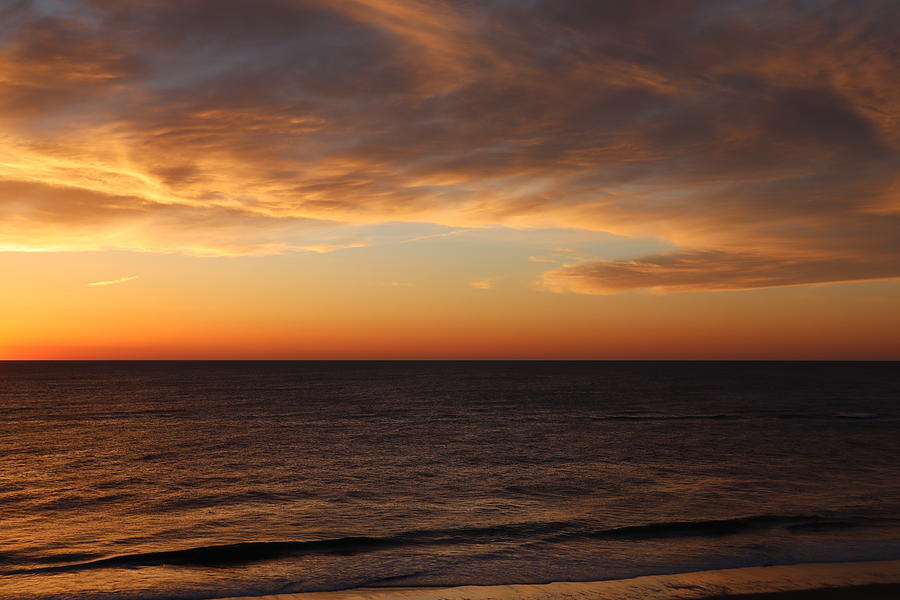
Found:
[1,361,899,600]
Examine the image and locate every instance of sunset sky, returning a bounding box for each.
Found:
[1,0,898,359]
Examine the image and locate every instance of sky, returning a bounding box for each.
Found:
[1,0,898,359]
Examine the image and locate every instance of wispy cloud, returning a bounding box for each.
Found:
[298,242,369,254]
[540,248,900,294]
[470,278,494,291]
[87,275,139,287]
[0,0,897,291]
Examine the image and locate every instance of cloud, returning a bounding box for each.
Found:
[470,278,494,290]
[87,275,139,287]
[540,249,900,295]
[0,0,897,290]
[298,242,369,254]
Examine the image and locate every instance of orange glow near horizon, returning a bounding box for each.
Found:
[2,249,898,360]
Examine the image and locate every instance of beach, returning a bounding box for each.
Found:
[218,560,900,600]
[713,584,900,599]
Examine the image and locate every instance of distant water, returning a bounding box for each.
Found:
[1,361,899,600]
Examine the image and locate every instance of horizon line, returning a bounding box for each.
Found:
[0,358,897,363]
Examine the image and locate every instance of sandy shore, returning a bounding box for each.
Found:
[219,559,900,600]
[709,582,900,599]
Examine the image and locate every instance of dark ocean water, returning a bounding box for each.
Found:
[1,361,899,600]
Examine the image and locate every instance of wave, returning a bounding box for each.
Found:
[1,538,398,574]
[600,414,746,421]
[597,413,891,421]
[2,520,578,574]
[586,515,862,540]
[7,515,892,575]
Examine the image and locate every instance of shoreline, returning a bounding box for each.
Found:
[217,559,900,600]
[709,583,900,599]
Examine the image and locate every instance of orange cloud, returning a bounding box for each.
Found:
[0,0,897,290]
[540,250,900,295]
[87,275,138,287]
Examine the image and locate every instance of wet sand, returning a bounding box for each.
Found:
[219,559,900,600]
[709,582,900,599]
[220,560,900,600]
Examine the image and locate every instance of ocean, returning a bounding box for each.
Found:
[1,361,898,600]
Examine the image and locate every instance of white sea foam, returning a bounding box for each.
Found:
[219,559,900,600]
